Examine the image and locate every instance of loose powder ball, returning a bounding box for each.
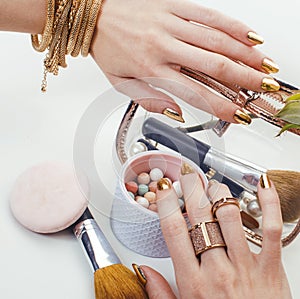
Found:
[125,167,185,212]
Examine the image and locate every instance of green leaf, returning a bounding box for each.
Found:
[276,123,300,137]
[285,91,300,102]
[275,100,300,125]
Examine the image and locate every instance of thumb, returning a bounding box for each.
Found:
[139,265,177,299]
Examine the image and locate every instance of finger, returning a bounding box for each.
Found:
[257,174,283,259]
[168,17,277,74]
[140,265,177,299]
[207,180,251,262]
[167,39,279,93]
[144,68,241,123]
[181,172,228,264]
[156,178,199,277]
[105,74,183,117]
[171,1,264,46]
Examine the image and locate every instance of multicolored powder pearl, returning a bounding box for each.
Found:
[149,168,164,181]
[128,191,135,199]
[173,181,183,198]
[148,181,157,193]
[144,191,156,204]
[137,172,151,185]
[136,196,150,208]
[125,167,186,214]
[125,181,138,194]
[138,184,149,196]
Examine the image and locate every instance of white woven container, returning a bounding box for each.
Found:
[111,151,207,257]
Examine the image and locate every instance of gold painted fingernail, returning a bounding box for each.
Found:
[261,77,280,91]
[132,264,147,286]
[181,163,195,175]
[247,31,264,45]
[163,108,185,123]
[157,178,172,190]
[260,173,271,189]
[233,109,252,125]
[262,58,279,74]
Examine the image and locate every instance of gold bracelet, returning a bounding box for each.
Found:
[31,0,55,52]
[32,0,105,91]
[71,0,93,57]
[67,0,87,54]
[81,0,104,57]
[42,0,73,91]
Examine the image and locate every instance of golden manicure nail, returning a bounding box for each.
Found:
[262,58,279,74]
[233,109,252,125]
[157,178,172,190]
[260,173,271,189]
[261,78,280,91]
[181,163,195,175]
[162,108,185,123]
[132,264,147,286]
[247,31,264,45]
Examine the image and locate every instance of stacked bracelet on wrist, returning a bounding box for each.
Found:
[31,0,104,92]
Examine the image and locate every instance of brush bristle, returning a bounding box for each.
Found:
[267,170,300,222]
[94,264,148,299]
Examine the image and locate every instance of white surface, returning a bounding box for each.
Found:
[1,0,300,298]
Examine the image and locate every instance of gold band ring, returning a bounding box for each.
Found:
[189,220,226,256]
[211,197,240,219]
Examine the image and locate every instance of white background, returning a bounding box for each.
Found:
[1,0,300,298]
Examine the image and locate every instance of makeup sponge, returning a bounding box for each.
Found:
[10,161,89,233]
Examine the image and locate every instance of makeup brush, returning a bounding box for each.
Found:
[142,117,300,222]
[73,208,148,299]
[9,161,147,299]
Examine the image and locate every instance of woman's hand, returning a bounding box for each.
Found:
[137,172,292,298]
[91,0,279,122]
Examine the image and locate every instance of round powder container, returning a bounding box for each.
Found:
[110,151,207,258]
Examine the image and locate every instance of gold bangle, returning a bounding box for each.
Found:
[46,0,72,69]
[81,0,104,57]
[67,0,87,54]
[31,0,55,52]
[71,0,93,57]
[42,0,73,91]
[33,0,106,91]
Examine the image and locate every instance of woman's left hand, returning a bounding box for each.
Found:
[138,173,292,298]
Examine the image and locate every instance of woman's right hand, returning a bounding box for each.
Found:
[91,0,280,122]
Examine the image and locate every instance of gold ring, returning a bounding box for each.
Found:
[211,197,240,219]
[189,220,226,256]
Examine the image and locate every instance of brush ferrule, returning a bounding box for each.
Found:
[204,149,266,192]
[74,219,121,272]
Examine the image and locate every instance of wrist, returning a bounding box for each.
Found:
[0,0,47,34]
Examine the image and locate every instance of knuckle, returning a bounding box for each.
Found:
[206,58,228,79]
[242,69,254,88]
[206,32,223,50]
[184,277,204,297]
[216,205,240,223]
[264,223,282,241]
[214,268,238,291]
